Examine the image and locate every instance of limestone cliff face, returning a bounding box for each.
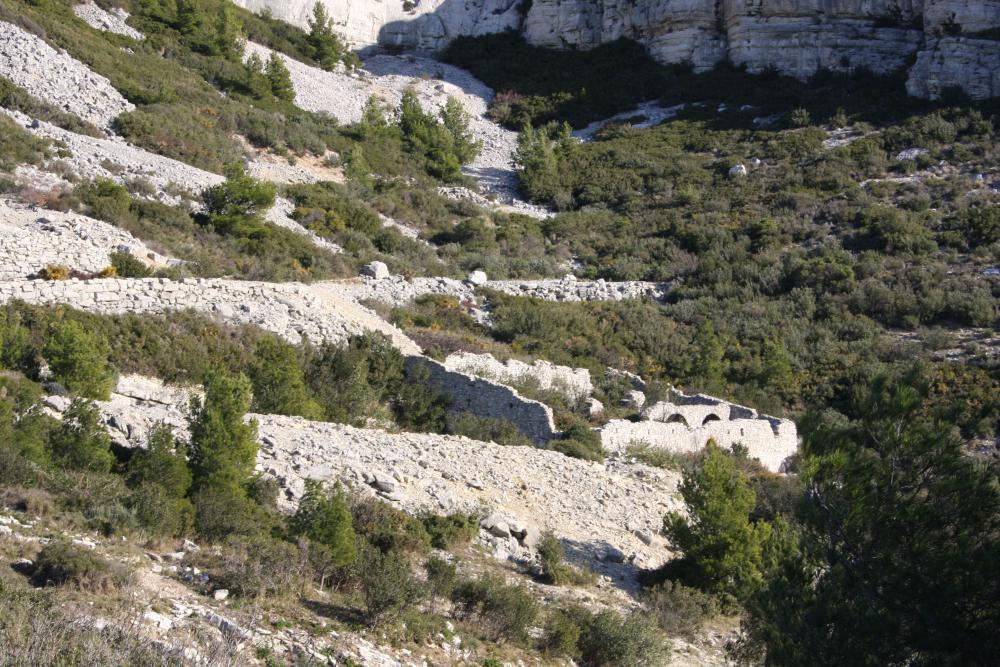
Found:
[235,0,1000,99]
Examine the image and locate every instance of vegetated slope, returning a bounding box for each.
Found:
[0,2,997,666]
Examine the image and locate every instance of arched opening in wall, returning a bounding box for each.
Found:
[665,414,689,427]
[702,414,721,426]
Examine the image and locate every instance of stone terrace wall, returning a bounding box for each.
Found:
[407,356,559,444]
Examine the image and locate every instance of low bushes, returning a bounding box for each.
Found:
[451,575,539,643]
[31,541,130,592]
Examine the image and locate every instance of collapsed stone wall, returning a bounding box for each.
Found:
[0,199,177,280]
[600,392,798,472]
[332,275,670,307]
[0,277,413,349]
[407,356,560,444]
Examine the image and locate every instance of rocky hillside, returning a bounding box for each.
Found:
[234,0,1000,100]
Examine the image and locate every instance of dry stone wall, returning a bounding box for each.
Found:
[331,275,670,306]
[407,356,560,443]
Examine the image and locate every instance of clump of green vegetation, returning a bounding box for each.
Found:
[31,541,130,592]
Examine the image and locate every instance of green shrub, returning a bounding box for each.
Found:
[130,482,195,538]
[42,320,116,400]
[215,534,305,599]
[0,374,53,469]
[424,555,458,604]
[451,575,539,643]
[550,422,604,462]
[291,479,357,576]
[448,413,534,448]
[420,512,479,549]
[576,610,669,666]
[109,251,151,278]
[127,424,195,537]
[645,580,720,639]
[47,399,114,474]
[32,542,129,592]
[350,497,430,554]
[191,486,263,540]
[356,541,425,624]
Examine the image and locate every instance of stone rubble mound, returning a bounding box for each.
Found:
[0,20,134,129]
[254,413,679,577]
[0,198,178,280]
[72,3,145,40]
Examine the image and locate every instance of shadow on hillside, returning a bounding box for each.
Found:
[559,536,654,596]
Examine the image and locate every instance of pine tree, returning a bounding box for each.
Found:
[516,124,561,203]
[265,52,295,102]
[306,2,343,70]
[691,320,727,394]
[48,399,114,473]
[43,319,116,400]
[663,441,770,601]
[249,337,322,419]
[440,96,481,164]
[245,51,270,100]
[187,370,258,496]
[359,94,389,137]
[291,479,356,573]
[175,0,201,35]
[127,423,192,499]
[213,5,244,61]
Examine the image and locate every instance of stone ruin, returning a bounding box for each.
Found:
[599,390,798,473]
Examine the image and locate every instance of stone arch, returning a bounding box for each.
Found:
[665,413,689,427]
[702,413,721,426]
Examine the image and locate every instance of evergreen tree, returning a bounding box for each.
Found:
[187,370,258,496]
[249,337,322,419]
[202,162,276,237]
[127,423,192,499]
[691,320,727,394]
[43,319,116,400]
[663,441,770,601]
[245,51,271,99]
[175,0,201,35]
[359,94,389,137]
[734,372,1000,666]
[265,53,295,102]
[213,5,244,60]
[48,399,114,473]
[0,375,51,468]
[291,479,356,587]
[306,2,343,70]
[440,96,481,164]
[516,124,561,203]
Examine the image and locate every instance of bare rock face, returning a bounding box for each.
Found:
[236,0,1000,101]
[232,0,523,51]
